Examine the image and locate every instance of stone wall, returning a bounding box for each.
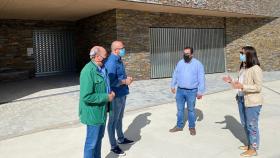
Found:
[75,9,225,80]
[225,17,280,72]
[116,9,225,79]
[116,9,280,78]
[76,10,117,70]
[122,51,151,80]
[123,0,280,17]
[2,8,280,81]
[0,20,75,80]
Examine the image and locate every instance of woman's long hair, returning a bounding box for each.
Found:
[243,46,260,69]
[239,61,246,70]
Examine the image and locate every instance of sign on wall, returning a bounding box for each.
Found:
[26,48,34,57]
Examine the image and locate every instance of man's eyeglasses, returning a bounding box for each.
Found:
[97,54,107,59]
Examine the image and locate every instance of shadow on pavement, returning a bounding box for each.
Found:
[216,115,247,145]
[0,73,79,103]
[105,112,151,158]
[183,108,204,127]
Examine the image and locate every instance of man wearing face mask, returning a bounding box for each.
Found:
[105,40,134,156]
[170,47,205,136]
[79,46,115,158]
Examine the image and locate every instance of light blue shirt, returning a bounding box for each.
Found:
[92,61,111,94]
[171,58,206,95]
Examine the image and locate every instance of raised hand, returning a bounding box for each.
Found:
[232,81,243,89]
[222,75,232,83]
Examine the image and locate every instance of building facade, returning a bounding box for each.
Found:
[0,0,280,81]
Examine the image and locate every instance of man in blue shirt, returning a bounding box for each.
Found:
[170,47,205,136]
[105,40,134,156]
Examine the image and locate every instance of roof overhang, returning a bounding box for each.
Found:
[0,0,265,21]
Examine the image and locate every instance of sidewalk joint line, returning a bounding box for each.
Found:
[262,85,280,95]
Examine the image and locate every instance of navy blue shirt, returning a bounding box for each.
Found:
[105,53,129,97]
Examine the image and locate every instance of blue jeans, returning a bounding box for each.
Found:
[236,95,247,128]
[108,96,126,149]
[236,95,262,150]
[84,125,105,158]
[175,88,197,128]
[245,105,262,150]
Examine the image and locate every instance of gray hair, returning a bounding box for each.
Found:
[89,47,100,59]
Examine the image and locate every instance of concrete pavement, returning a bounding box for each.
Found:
[0,80,280,158]
[1,71,280,140]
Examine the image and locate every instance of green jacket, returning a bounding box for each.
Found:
[79,61,109,125]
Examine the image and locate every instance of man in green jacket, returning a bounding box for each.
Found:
[79,46,115,158]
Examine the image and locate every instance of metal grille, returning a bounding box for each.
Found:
[150,28,225,78]
[33,30,76,76]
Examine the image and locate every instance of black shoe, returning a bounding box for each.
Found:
[118,138,134,145]
[111,146,126,156]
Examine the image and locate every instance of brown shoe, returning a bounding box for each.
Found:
[189,128,196,135]
[169,126,183,133]
[239,145,249,150]
[240,149,257,157]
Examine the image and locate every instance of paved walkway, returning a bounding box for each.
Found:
[0,80,279,158]
[0,71,280,141]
